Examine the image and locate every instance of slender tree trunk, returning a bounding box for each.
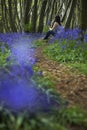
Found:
[8,0,17,32]
[45,0,51,25]
[24,0,32,25]
[31,0,38,32]
[49,0,55,21]
[14,0,22,32]
[61,0,72,22]
[0,0,3,32]
[57,0,65,15]
[65,0,77,29]
[80,0,87,31]
[38,0,47,32]
[1,0,9,32]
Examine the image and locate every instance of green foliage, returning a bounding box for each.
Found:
[66,63,87,75]
[0,40,87,130]
[44,40,87,63]
[43,25,49,32]
[33,65,56,93]
[24,23,32,32]
[57,106,87,127]
[0,105,87,130]
[33,40,45,48]
[0,42,11,68]
[33,65,53,85]
[34,74,55,88]
[44,40,87,74]
[33,65,67,106]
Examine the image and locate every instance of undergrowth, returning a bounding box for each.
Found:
[0,36,87,130]
[0,42,11,68]
[33,39,46,48]
[0,105,87,130]
[43,40,87,74]
[31,65,87,130]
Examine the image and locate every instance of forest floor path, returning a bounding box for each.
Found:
[35,45,87,111]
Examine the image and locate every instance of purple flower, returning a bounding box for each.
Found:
[1,45,5,53]
[37,71,43,76]
[6,56,11,62]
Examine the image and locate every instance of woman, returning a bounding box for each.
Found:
[43,15,61,40]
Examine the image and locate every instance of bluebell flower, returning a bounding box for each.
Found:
[6,56,11,62]
[1,45,5,53]
[37,71,43,76]
[84,34,87,42]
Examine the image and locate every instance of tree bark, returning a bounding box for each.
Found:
[65,0,77,29]
[61,0,72,22]
[38,0,47,32]
[8,0,17,32]
[80,0,87,31]
[24,0,32,25]
[31,0,38,32]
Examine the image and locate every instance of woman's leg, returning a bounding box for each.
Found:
[43,30,55,39]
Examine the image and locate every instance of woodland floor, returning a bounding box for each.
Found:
[35,45,87,111]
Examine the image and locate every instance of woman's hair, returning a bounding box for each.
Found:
[54,15,61,25]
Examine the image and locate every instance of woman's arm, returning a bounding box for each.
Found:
[49,22,58,30]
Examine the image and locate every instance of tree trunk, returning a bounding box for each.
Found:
[80,0,87,31]
[14,0,22,32]
[24,0,32,25]
[49,0,55,22]
[65,0,77,29]
[8,0,17,32]
[1,0,10,32]
[38,0,47,32]
[45,0,51,25]
[61,0,72,22]
[31,0,38,32]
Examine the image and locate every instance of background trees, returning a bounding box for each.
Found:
[80,0,87,31]
[0,0,87,33]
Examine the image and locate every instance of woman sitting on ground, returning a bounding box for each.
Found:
[43,15,61,40]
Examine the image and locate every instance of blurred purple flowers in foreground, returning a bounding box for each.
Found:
[0,28,86,113]
[0,33,60,113]
[0,68,59,113]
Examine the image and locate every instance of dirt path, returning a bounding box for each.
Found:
[35,45,87,110]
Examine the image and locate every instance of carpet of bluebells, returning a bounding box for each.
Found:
[0,30,87,130]
[49,27,87,43]
[0,28,87,113]
[44,28,87,66]
[0,33,61,113]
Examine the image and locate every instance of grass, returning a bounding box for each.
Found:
[0,105,87,130]
[43,40,87,75]
[0,39,87,130]
[65,62,87,75]
[32,38,87,130]
[0,35,87,130]
[33,65,59,96]
[0,42,11,68]
[33,38,49,48]
[34,37,87,74]
[33,65,55,87]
